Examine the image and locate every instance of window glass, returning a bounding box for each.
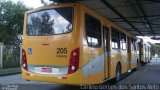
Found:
[131,38,136,50]
[27,7,73,36]
[111,28,120,49]
[120,32,126,50]
[85,14,101,47]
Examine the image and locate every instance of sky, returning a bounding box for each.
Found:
[12,0,43,8]
[138,36,160,43]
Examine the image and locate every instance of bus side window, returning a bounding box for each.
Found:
[120,32,126,50]
[85,14,101,47]
[131,38,136,51]
[111,28,120,49]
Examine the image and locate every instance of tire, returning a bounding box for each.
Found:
[115,64,121,82]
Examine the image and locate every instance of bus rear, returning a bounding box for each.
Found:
[22,4,82,85]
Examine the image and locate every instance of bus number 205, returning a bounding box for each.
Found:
[56,48,67,54]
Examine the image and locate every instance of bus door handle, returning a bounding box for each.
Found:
[42,43,49,45]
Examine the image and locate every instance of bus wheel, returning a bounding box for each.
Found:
[115,64,121,82]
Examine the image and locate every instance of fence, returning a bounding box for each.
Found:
[0,43,21,69]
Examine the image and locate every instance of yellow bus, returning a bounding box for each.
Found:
[138,39,151,65]
[22,3,138,85]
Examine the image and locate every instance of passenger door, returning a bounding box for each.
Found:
[103,26,109,79]
[127,37,131,70]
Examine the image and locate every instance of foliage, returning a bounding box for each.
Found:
[3,45,20,68]
[0,0,31,44]
[148,42,160,56]
[28,12,55,35]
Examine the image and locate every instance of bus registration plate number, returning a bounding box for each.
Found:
[41,68,52,73]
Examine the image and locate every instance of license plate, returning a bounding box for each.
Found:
[41,68,52,73]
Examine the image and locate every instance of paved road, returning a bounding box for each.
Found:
[118,59,160,84]
[0,74,80,90]
[0,59,160,90]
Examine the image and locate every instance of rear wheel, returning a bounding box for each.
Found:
[115,64,121,82]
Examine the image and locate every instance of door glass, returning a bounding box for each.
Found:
[103,26,109,79]
[103,27,108,51]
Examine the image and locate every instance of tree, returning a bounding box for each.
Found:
[148,42,160,56]
[41,12,54,35]
[0,0,31,44]
[27,11,54,35]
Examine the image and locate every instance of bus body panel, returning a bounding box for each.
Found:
[80,5,105,84]
[23,35,72,66]
[109,49,128,79]
[131,50,137,69]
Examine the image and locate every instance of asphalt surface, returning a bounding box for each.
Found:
[0,59,160,90]
[118,59,160,84]
[0,74,80,90]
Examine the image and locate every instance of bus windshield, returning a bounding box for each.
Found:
[27,7,73,36]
